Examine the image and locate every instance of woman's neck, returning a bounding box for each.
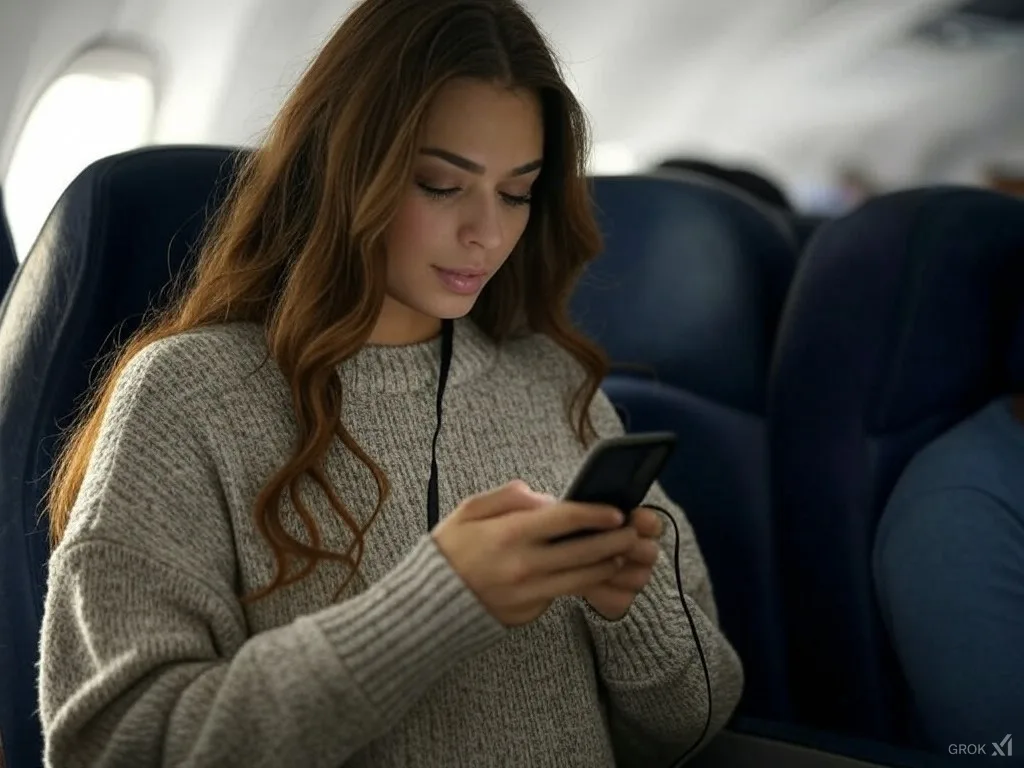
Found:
[368,295,442,346]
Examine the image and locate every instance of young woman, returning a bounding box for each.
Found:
[39,0,743,765]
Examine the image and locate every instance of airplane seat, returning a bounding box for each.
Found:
[653,166,798,249]
[767,186,1024,745]
[790,213,828,250]
[571,173,798,722]
[0,145,247,768]
[1,187,16,300]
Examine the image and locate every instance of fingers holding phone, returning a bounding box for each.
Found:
[431,481,637,627]
[576,507,665,621]
[629,506,664,540]
[432,432,677,626]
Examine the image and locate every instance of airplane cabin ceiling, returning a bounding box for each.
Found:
[1,0,1022,198]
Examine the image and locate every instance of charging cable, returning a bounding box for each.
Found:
[641,504,713,768]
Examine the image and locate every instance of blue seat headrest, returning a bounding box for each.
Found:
[571,174,796,412]
[773,186,1024,437]
[0,145,248,768]
[1,145,249,517]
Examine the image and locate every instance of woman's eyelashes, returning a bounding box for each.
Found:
[416,181,532,207]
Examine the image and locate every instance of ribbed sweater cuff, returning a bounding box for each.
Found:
[581,558,692,684]
[311,534,506,717]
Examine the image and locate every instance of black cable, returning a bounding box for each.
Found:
[426,328,711,762]
[426,319,453,531]
[641,503,713,767]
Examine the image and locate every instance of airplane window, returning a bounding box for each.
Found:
[591,142,640,175]
[3,47,156,261]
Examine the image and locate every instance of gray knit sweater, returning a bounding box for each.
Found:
[39,318,743,768]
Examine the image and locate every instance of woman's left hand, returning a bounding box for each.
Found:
[580,507,663,621]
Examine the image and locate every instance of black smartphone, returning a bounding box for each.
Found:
[552,431,677,541]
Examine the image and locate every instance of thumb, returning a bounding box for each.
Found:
[460,480,552,520]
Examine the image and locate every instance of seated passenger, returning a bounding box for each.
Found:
[874,394,1024,751]
[37,1,743,766]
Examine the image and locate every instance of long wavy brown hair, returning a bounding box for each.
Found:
[47,0,609,602]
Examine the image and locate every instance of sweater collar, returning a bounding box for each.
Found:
[339,317,498,395]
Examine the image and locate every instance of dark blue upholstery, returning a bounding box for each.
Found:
[571,174,797,721]
[0,187,16,300]
[790,213,828,251]
[767,186,1024,743]
[578,174,796,408]
[0,145,245,768]
[653,167,798,255]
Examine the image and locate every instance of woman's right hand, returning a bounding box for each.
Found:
[431,480,638,627]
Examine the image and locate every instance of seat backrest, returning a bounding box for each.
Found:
[767,186,1024,742]
[577,174,796,404]
[653,167,798,254]
[571,174,797,721]
[0,187,16,300]
[790,213,828,251]
[0,145,246,768]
